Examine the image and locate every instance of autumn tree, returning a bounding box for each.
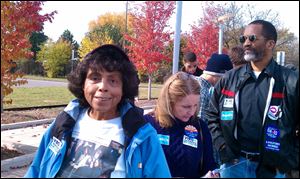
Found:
[1,1,56,111]
[219,1,298,66]
[78,36,100,61]
[185,2,224,70]
[37,40,72,78]
[79,12,133,60]
[124,1,175,99]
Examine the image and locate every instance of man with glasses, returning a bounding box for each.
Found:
[207,20,299,178]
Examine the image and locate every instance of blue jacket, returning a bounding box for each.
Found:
[144,114,217,177]
[24,99,171,178]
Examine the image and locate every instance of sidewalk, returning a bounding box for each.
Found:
[1,107,154,178]
[1,125,49,178]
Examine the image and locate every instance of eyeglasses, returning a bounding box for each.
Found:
[239,35,259,43]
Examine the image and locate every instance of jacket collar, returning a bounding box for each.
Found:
[62,98,146,139]
[244,58,277,78]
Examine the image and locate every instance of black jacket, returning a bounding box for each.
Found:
[207,59,299,177]
[181,66,203,76]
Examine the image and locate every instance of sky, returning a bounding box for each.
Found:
[40,1,299,43]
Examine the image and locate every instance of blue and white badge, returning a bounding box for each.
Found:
[49,136,63,155]
[265,140,280,152]
[221,111,233,120]
[184,125,198,138]
[266,126,280,139]
[223,98,234,108]
[157,134,170,145]
[183,135,198,148]
[264,125,280,152]
[267,105,282,120]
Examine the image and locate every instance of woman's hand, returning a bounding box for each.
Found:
[202,170,220,178]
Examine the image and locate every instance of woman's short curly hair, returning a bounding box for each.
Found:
[67,44,140,107]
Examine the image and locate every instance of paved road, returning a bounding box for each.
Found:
[16,79,67,88]
[16,79,159,88]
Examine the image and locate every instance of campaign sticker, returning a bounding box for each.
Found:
[183,135,198,148]
[265,140,280,152]
[49,136,63,155]
[221,111,233,120]
[184,125,198,138]
[267,105,281,120]
[223,98,234,108]
[266,126,280,139]
[157,134,170,145]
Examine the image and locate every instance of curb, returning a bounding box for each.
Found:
[1,105,155,131]
[1,153,35,172]
[1,118,55,131]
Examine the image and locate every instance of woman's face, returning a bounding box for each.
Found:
[83,68,123,120]
[173,94,200,122]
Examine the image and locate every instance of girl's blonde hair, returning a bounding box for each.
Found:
[155,72,200,128]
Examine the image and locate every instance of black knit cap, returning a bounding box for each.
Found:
[204,53,233,76]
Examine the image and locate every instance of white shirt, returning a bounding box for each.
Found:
[56,109,126,178]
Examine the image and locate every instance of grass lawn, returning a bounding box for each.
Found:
[3,86,161,109]
[4,87,75,109]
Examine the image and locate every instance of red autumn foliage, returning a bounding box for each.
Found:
[124,1,175,75]
[185,2,226,70]
[1,1,56,104]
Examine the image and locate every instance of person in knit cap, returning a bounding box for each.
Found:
[194,53,233,168]
[196,53,233,123]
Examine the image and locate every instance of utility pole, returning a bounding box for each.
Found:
[123,1,129,51]
[172,1,182,74]
[71,49,74,72]
[217,14,233,54]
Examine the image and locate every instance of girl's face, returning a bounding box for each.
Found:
[173,94,200,122]
[83,68,123,120]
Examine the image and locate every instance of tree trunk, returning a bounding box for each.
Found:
[147,75,152,100]
[1,87,3,113]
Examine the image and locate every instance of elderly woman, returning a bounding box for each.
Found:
[24,44,171,178]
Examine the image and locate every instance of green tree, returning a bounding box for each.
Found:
[17,31,49,75]
[37,40,72,78]
[58,30,79,73]
[58,29,79,50]
[30,31,48,59]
